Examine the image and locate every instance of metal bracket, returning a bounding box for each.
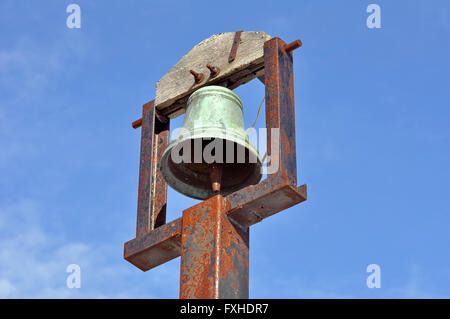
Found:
[228,30,242,63]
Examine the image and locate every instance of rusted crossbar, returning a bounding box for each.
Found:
[124,175,307,272]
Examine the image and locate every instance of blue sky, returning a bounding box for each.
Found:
[0,0,449,298]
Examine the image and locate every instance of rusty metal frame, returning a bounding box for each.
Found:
[124,37,306,298]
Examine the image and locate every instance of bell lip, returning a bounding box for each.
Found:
[160,137,263,200]
[188,85,243,111]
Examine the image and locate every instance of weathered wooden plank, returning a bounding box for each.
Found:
[155,31,272,118]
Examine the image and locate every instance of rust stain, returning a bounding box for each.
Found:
[228,30,243,63]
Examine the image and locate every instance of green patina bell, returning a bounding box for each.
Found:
[160,85,262,200]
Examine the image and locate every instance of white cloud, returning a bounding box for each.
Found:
[385,264,449,299]
[0,200,104,297]
[0,198,180,298]
[0,34,87,166]
[0,40,60,102]
[0,279,16,297]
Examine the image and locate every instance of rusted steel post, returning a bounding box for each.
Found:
[180,195,249,299]
[136,101,170,237]
[264,37,298,186]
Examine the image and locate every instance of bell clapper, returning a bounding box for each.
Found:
[209,164,222,194]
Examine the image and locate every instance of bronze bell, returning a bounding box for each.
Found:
[160,86,262,200]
